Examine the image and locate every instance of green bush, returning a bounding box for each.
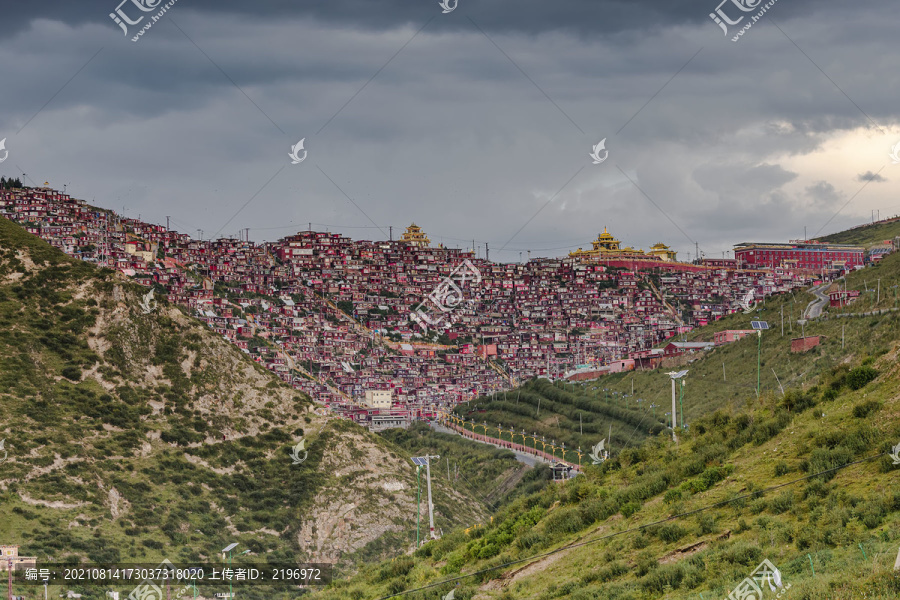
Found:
[61,365,82,380]
[846,366,878,390]
[641,563,684,593]
[806,447,852,482]
[852,399,881,418]
[698,514,718,535]
[654,523,688,543]
[620,501,641,518]
[768,491,794,514]
[664,488,682,504]
[720,541,762,566]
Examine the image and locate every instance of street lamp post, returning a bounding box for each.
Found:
[665,370,688,441]
[751,320,769,397]
[221,543,240,600]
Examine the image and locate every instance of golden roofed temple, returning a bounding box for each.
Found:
[569,227,677,262]
[400,223,430,248]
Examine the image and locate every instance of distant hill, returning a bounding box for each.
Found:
[817,217,900,247]
[0,216,500,586]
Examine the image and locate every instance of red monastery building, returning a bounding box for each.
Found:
[734,241,864,273]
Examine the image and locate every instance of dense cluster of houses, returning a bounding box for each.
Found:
[4,185,873,429]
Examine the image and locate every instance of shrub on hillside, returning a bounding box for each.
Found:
[804,447,852,482]
[852,399,881,418]
[620,501,641,518]
[781,389,817,413]
[61,365,81,380]
[652,523,687,543]
[768,491,794,515]
[846,366,878,390]
[641,563,684,593]
[543,506,586,536]
[719,541,762,566]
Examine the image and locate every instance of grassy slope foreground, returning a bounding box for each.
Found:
[817,218,900,247]
[314,255,900,599]
[0,216,496,593]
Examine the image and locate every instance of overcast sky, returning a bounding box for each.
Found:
[1,0,898,262]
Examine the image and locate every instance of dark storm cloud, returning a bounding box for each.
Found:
[0,0,898,262]
[0,0,876,39]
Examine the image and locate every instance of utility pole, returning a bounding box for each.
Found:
[485,242,489,262]
[389,226,393,241]
[166,215,170,230]
[781,304,784,336]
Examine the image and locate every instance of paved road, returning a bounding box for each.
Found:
[803,283,831,319]
[429,422,544,467]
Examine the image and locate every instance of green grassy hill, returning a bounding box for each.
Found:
[817,218,900,247]
[453,379,668,466]
[314,335,900,600]
[0,217,512,597]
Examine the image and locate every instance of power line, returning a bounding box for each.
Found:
[376,450,888,599]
